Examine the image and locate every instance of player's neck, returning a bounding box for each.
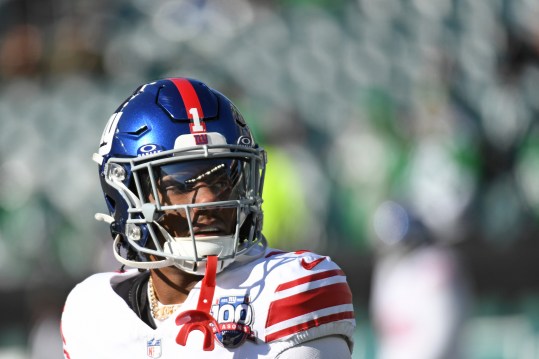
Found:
[150,267,203,305]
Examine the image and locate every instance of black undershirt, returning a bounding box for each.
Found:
[112,271,157,329]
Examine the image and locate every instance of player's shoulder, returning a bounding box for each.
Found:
[257,248,356,345]
[62,269,147,356]
[64,269,139,312]
[69,269,138,294]
[259,247,352,302]
[261,248,344,277]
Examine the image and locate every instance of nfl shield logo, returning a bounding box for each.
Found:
[147,338,162,358]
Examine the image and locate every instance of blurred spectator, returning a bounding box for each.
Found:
[0,24,43,79]
[47,17,104,75]
[371,202,471,359]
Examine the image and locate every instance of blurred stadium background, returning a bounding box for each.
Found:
[1,0,539,358]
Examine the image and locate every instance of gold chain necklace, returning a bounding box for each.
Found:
[148,276,182,321]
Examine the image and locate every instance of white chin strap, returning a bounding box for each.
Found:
[108,229,235,275]
[112,235,175,269]
[99,212,238,275]
[99,213,175,270]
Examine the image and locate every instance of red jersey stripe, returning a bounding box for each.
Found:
[60,322,66,344]
[265,311,355,342]
[276,269,345,292]
[266,282,353,327]
[169,78,205,119]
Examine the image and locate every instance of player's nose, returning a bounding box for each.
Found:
[192,185,219,204]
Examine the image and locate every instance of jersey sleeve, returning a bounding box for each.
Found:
[61,280,90,359]
[60,271,139,359]
[263,251,356,350]
[276,335,351,359]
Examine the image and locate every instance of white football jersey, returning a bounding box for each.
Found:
[61,247,356,358]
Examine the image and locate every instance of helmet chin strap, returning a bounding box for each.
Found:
[112,235,175,269]
[96,213,175,270]
[175,255,220,351]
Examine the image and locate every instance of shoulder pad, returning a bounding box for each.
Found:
[263,250,355,343]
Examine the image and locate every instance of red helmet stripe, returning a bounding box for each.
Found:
[170,78,205,119]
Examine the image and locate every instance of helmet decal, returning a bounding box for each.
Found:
[237,136,253,147]
[188,108,207,134]
[98,111,122,156]
[137,144,164,157]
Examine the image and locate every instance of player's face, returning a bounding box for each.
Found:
[146,160,243,239]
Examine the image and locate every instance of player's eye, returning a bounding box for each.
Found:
[162,181,190,195]
[206,174,234,194]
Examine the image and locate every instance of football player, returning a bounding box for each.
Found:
[61,78,356,358]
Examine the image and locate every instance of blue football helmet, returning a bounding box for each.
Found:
[93,78,267,275]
